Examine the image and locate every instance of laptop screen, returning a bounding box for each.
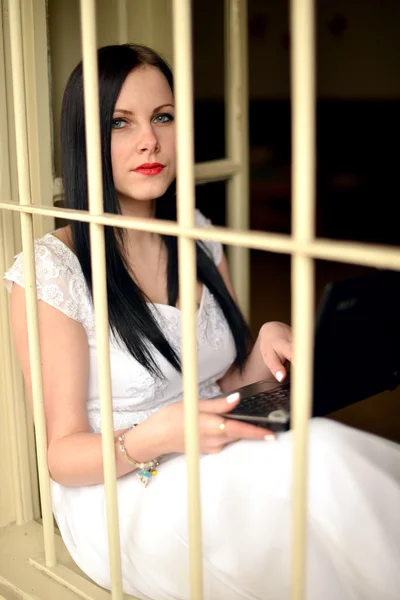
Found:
[312,269,400,416]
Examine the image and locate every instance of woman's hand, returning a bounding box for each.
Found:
[125,393,275,461]
[259,321,293,383]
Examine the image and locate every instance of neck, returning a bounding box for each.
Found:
[118,196,158,247]
[119,195,156,219]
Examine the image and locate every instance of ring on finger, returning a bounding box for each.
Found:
[218,419,226,435]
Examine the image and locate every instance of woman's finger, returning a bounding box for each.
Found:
[203,414,276,441]
[275,338,293,364]
[199,392,241,414]
[261,346,287,382]
[223,419,276,440]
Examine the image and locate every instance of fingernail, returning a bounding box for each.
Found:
[227,392,240,404]
[276,371,284,382]
[264,433,276,441]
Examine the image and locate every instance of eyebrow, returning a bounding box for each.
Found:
[113,103,175,116]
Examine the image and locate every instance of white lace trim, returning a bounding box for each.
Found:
[4,235,95,337]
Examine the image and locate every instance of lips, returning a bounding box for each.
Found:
[134,163,165,176]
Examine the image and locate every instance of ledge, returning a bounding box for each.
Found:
[0,521,137,600]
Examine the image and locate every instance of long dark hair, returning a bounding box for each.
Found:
[60,44,251,377]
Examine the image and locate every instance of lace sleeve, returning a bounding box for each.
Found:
[195,209,223,266]
[3,236,94,335]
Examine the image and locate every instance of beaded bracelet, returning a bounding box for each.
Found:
[115,429,160,487]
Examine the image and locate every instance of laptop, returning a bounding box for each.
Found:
[215,269,400,432]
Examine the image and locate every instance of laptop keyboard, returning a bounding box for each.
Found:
[230,383,291,418]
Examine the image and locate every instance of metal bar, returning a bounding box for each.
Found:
[2,202,400,270]
[79,1,123,599]
[290,256,314,599]
[172,0,204,597]
[20,0,54,236]
[0,3,25,525]
[1,225,41,523]
[0,217,22,526]
[194,158,240,182]
[0,219,23,527]
[289,1,316,599]
[8,0,56,567]
[225,0,250,319]
[117,0,128,44]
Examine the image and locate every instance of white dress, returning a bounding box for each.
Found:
[4,210,400,600]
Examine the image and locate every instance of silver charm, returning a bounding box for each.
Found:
[137,469,153,487]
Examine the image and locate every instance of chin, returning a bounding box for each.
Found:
[119,181,172,203]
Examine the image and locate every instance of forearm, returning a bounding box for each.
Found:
[218,333,274,393]
[48,425,164,487]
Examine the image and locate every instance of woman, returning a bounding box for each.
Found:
[4,44,400,599]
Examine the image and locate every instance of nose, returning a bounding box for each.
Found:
[137,124,159,154]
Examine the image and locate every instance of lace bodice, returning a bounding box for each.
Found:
[4,210,236,432]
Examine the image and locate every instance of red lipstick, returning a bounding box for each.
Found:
[134,163,165,176]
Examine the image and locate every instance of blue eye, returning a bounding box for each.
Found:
[153,113,174,124]
[111,118,127,129]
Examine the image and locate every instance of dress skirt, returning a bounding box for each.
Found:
[51,418,400,600]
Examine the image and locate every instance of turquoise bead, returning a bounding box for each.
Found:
[138,470,151,478]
